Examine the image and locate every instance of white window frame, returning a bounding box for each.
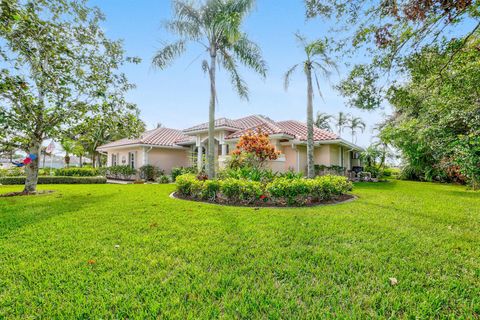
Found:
[128,152,136,169]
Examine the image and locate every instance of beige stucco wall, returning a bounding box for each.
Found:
[106,147,144,169]
[147,148,190,174]
[314,145,331,166]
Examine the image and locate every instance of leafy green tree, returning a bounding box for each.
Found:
[60,139,75,168]
[0,1,139,192]
[315,112,333,131]
[152,0,267,178]
[346,116,366,143]
[381,36,480,188]
[305,0,480,110]
[284,34,337,178]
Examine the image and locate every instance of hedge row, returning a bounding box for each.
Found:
[0,176,107,185]
[176,174,352,206]
[54,167,101,177]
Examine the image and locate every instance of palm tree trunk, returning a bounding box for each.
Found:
[207,52,216,178]
[306,65,315,179]
[23,138,41,193]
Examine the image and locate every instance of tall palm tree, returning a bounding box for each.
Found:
[152,0,267,178]
[335,111,350,135]
[347,116,366,143]
[315,111,333,131]
[284,34,337,178]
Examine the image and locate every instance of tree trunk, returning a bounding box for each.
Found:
[23,139,41,193]
[92,152,96,168]
[306,65,315,179]
[79,155,83,167]
[207,52,217,178]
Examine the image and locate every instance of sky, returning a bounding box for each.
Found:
[89,0,390,147]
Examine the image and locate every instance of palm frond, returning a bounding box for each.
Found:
[152,40,187,69]
[232,34,267,78]
[173,0,202,26]
[163,20,201,40]
[201,59,209,73]
[283,63,299,91]
[219,48,249,100]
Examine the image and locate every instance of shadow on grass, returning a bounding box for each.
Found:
[0,191,108,239]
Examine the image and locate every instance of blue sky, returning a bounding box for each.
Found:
[90,0,389,147]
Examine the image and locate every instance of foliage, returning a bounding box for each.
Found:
[139,165,162,182]
[0,176,106,185]
[152,0,267,178]
[231,130,280,168]
[105,165,137,180]
[315,112,333,131]
[0,0,140,192]
[381,37,480,188]
[305,0,480,110]
[55,168,100,177]
[0,167,24,177]
[171,166,197,181]
[156,175,171,184]
[1,181,479,317]
[346,116,366,143]
[284,33,337,178]
[219,167,277,183]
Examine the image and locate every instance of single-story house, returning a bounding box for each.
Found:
[97,115,363,175]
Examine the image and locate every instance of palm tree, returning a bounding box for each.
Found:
[335,111,350,135]
[60,139,75,168]
[284,34,337,178]
[152,0,267,178]
[315,111,333,131]
[347,116,366,143]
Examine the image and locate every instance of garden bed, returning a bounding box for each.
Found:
[171,191,356,207]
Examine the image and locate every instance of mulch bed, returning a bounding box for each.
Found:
[0,190,55,197]
[171,192,357,208]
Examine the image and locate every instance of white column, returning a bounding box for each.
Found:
[197,145,203,172]
[221,144,227,156]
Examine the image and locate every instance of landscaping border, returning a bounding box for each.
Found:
[169,192,357,208]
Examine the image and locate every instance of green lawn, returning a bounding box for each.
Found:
[0,181,479,318]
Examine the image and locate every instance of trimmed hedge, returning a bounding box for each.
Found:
[0,176,107,185]
[175,174,353,206]
[55,167,100,177]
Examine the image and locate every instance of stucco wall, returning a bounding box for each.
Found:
[314,145,331,166]
[107,147,144,169]
[146,148,190,174]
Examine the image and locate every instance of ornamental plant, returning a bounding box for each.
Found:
[231,130,280,169]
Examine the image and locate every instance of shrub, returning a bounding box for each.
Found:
[171,166,197,181]
[0,167,24,177]
[139,165,162,181]
[175,174,198,196]
[156,175,171,184]
[278,169,303,180]
[202,180,221,200]
[55,167,100,177]
[0,176,107,185]
[219,167,277,183]
[219,178,263,204]
[105,165,137,180]
[231,130,280,168]
[363,165,382,178]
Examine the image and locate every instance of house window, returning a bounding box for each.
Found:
[128,152,136,169]
[111,153,117,166]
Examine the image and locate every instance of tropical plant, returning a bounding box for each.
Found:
[60,139,76,168]
[231,130,279,169]
[152,0,267,179]
[346,116,366,143]
[284,34,337,178]
[315,112,333,131]
[335,112,350,136]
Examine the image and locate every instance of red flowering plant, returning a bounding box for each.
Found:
[230,129,280,169]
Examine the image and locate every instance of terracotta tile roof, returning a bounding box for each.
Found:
[97,127,192,149]
[276,120,339,141]
[225,119,339,141]
[183,115,272,133]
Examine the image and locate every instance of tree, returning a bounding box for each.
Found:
[284,34,337,178]
[60,139,75,168]
[315,112,333,131]
[305,0,480,110]
[152,0,267,178]
[346,116,366,143]
[380,36,480,188]
[335,111,350,136]
[0,0,140,192]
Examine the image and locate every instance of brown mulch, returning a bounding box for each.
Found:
[0,190,55,197]
[171,192,357,208]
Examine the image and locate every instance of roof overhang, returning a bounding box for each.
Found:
[224,133,295,142]
[97,143,189,152]
[183,126,240,135]
[280,139,364,151]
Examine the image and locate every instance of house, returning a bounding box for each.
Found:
[97,115,363,175]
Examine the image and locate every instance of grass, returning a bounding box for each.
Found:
[0,180,479,318]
